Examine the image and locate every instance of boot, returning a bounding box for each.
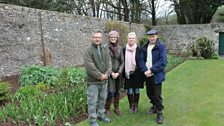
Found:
[114,95,122,116]
[156,110,164,124]
[105,98,112,116]
[133,93,139,112]
[127,94,134,113]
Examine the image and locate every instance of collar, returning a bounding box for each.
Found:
[92,43,101,48]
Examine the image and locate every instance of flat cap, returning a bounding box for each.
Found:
[146,29,158,35]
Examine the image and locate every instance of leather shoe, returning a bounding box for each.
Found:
[156,112,163,124]
[114,108,122,116]
[98,117,111,122]
[89,121,99,126]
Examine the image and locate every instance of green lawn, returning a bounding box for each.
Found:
[76,59,224,126]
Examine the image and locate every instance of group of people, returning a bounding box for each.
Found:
[83,29,167,126]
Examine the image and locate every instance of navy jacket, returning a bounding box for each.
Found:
[138,39,167,84]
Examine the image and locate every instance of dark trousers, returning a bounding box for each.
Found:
[145,76,164,111]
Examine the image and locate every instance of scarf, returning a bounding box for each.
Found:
[125,43,137,77]
[109,42,118,56]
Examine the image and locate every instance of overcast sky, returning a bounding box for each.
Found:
[157,0,175,17]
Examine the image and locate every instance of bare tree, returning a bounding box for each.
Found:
[141,0,161,26]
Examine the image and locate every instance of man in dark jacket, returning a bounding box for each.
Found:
[139,29,167,124]
[83,30,112,126]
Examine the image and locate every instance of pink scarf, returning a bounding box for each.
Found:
[125,43,137,76]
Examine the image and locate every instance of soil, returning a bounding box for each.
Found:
[0,75,127,126]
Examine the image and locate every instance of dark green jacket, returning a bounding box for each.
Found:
[84,43,112,85]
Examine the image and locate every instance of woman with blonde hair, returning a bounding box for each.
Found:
[123,32,145,113]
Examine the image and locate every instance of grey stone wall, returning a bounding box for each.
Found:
[1,3,223,78]
[0,4,146,78]
[154,24,224,54]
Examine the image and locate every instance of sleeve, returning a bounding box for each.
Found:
[150,44,167,74]
[105,47,112,76]
[84,48,102,80]
[118,48,125,74]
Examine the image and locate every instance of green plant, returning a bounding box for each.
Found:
[139,35,148,46]
[57,67,86,86]
[0,81,11,101]
[1,82,87,125]
[14,85,41,100]
[19,65,60,86]
[188,42,199,57]
[196,36,215,59]
[166,54,185,72]
[211,52,219,59]
[35,82,50,91]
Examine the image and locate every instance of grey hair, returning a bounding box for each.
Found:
[92,30,102,37]
[108,30,119,38]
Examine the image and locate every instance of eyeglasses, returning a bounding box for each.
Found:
[110,37,117,39]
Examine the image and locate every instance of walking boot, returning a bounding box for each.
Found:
[114,95,122,116]
[133,93,139,112]
[156,110,164,124]
[105,98,112,116]
[127,94,134,113]
[147,105,157,115]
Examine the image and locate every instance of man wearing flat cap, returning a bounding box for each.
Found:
[139,29,167,124]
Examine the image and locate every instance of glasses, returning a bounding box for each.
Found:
[110,37,117,39]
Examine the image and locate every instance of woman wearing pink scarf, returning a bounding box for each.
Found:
[123,32,145,113]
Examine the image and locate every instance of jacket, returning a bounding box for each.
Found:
[139,39,167,84]
[84,43,112,85]
[108,45,124,92]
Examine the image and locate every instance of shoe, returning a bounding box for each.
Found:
[89,121,99,126]
[105,110,112,116]
[114,108,122,116]
[147,106,157,115]
[98,117,111,122]
[156,111,163,124]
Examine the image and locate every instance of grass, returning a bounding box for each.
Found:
[76,59,224,126]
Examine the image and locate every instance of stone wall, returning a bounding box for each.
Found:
[154,23,224,54]
[0,4,146,78]
[1,3,224,78]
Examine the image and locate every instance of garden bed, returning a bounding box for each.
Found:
[1,75,127,126]
[0,75,88,126]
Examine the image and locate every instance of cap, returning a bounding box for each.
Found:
[146,29,158,35]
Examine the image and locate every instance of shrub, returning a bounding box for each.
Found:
[188,37,215,59]
[139,35,148,46]
[0,81,11,101]
[188,42,199,57]
[105,21,129,46]
[196,37,215,59]
[19,65,60,86]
